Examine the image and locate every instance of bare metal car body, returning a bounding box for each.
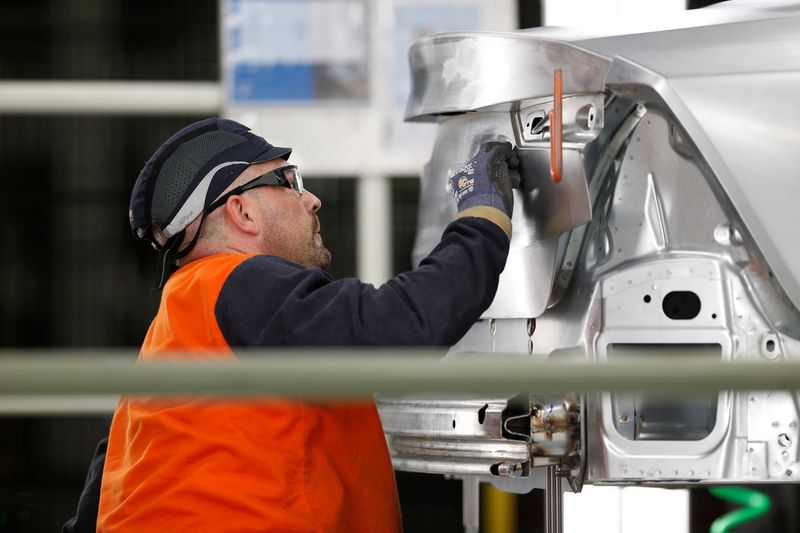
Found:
[377,1,800,493]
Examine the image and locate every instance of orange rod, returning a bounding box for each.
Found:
[550,68,563,183]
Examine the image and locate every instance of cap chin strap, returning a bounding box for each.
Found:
[152,231,183,291]
[151,212,211,291]
[176,212,212,259]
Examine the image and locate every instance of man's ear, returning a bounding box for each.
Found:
[224,195,260,235]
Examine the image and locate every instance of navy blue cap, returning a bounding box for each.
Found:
[129,118,291,248]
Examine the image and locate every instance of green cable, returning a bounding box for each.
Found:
[709,486,772,533]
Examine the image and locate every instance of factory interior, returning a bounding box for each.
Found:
[1,0,799,531]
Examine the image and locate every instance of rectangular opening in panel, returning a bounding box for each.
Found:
[607,344,721,441]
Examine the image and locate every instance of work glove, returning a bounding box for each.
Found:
[448,142,520,219]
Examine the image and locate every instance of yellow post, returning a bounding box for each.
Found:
[482,484,517,533]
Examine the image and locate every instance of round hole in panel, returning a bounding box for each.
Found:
[762,334,780,359]
[662,291,701,320]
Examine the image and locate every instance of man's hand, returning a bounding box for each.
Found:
[449,142,520,217]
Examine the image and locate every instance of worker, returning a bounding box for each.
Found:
[63,117,519,532]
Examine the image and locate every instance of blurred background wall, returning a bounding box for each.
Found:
[0,1,533,529]
[0,0,728,531]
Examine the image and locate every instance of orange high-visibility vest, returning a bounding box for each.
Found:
[97,254,401,532]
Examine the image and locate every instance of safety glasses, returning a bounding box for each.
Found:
[243,165,304,196]
[205,165,304,214]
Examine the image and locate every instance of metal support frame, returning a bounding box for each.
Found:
[545,466,563,533]
[357,174,392,285]
[462,476,480,533]
[0,81,221,115]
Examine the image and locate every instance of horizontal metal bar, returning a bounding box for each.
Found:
[0,81,221,115]
[0,350,798,400]
[0,396,119,416]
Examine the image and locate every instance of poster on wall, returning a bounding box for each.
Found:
[223,0,369,103]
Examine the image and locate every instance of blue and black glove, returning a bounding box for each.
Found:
[449,141,520,238]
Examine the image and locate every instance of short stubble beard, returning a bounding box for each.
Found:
[309,213,331,270]
[312,242,332,271]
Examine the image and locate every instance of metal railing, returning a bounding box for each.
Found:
[0,81,221,115]
[0,349,797,414]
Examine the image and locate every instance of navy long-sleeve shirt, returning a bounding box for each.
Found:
[216,217,508,347]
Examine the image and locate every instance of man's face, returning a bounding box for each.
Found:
[248,160,332,270]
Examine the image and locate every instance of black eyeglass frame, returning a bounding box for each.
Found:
[205,164,303,214]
